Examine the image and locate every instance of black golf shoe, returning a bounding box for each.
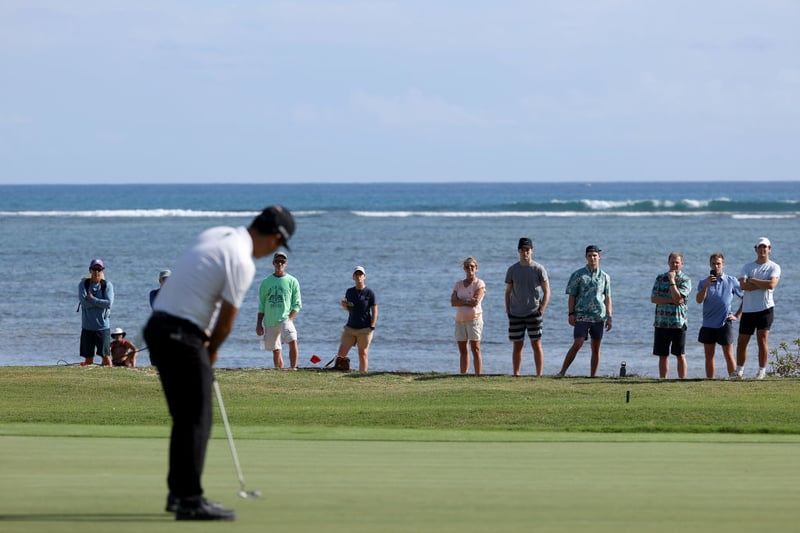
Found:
[175,497,236,521]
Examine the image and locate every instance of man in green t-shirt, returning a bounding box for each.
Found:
[256,252,302,369]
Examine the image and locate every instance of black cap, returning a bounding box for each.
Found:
[518,238,533,250]
[585,245,602,254]
[251,205,295,250]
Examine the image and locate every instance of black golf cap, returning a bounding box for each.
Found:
[585,245,602,254]
[518,237,533,249]
[252,205,295,250]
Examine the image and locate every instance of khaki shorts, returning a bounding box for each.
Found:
[455,316,483,342]
[340,326,374,351]
[262,319,297,351]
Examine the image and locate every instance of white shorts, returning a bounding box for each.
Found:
[261,320,297,351]
[455,316,483,342]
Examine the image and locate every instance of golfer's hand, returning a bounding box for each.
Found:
[256,324,264,336]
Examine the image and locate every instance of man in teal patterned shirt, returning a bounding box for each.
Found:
[557,245,612,377]
[651,251,692,378]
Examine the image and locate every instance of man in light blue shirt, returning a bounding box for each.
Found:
[695,253,743,379]
[78,258,114,366]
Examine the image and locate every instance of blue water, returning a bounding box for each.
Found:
[1,182,798,378]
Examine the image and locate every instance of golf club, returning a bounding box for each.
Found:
[212,380,261,499]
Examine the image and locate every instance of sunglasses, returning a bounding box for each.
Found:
[91,267,104,272]
[274,260,286,265]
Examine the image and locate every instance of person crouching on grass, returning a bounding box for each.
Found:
[110,327,138,367]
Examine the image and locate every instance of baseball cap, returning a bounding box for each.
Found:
[158,269,171,281]
[585,245,602,254]
[274,251,288,260]
[353,265,366,275]
[251,205,295,250]
[518,238,532,250]
[111,327,125,337]
[755,237,771,247]
[89,258,104,270]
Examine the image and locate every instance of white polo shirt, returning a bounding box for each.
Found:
[153,226,256,331]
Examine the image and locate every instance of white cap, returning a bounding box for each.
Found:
[353,265,366,275]
[158,269,171,281]
[111,327,125,337]
[755,237,771,247]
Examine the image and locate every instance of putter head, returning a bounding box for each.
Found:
[238,490,261,499]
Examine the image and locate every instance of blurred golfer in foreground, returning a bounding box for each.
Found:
[144,205,295,521]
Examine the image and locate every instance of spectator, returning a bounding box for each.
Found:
[695,253,743,378]
[335,266,378,372]
[650,251,692,378]
[110,327,139,367]
[735,237,781,379]
[256,251,302,369]
[451,256,486,375]
[557,245,612,377]
[78,259,114,367]
[505,238,550,376]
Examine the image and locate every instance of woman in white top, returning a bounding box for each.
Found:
[451,256,486,375]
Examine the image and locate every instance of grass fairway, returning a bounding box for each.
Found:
[1,367,798,532]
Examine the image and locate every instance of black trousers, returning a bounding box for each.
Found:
[144,313,212,499]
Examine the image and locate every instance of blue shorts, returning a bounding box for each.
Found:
[508,312,543,342]
[80,328,111,358]
[574,321,605,341]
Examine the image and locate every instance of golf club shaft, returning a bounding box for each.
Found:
[213,380,246,490]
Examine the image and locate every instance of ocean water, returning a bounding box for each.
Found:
[1,182,798,378]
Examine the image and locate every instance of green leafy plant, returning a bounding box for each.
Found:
[770,339,800,377]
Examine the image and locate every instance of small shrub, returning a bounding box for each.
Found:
[769,339,800,377]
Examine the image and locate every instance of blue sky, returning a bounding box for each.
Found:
[1,1,798,184]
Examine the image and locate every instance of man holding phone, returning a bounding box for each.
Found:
[695,253,743,379]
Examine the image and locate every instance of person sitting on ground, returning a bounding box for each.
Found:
[110,327,138,367]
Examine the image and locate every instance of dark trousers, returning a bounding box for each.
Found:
[144,313,212,499]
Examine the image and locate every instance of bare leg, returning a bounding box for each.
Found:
[457,341,469,374]
[288,340,299,369]
[559,337,585,376]
[589,338,602,377]
[273,349,283,369]
[676,355,687,379]
[736,333,751,368]
[358,348,369,373]
[531,339,544,377]
[721,344,736,375]
[658,355,669,378]
[703,343,716,379]
[756,329,770,368]
[512,341,524,376]
[470,341,482,376]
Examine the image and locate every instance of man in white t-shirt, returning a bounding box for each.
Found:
[734,237,781,380]
[144,205,294,521]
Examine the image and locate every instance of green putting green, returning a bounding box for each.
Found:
[1,433,796,533]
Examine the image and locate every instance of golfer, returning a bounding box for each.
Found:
[144,205,295,521]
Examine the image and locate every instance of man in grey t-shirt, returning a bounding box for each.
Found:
[505,238,550,376]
